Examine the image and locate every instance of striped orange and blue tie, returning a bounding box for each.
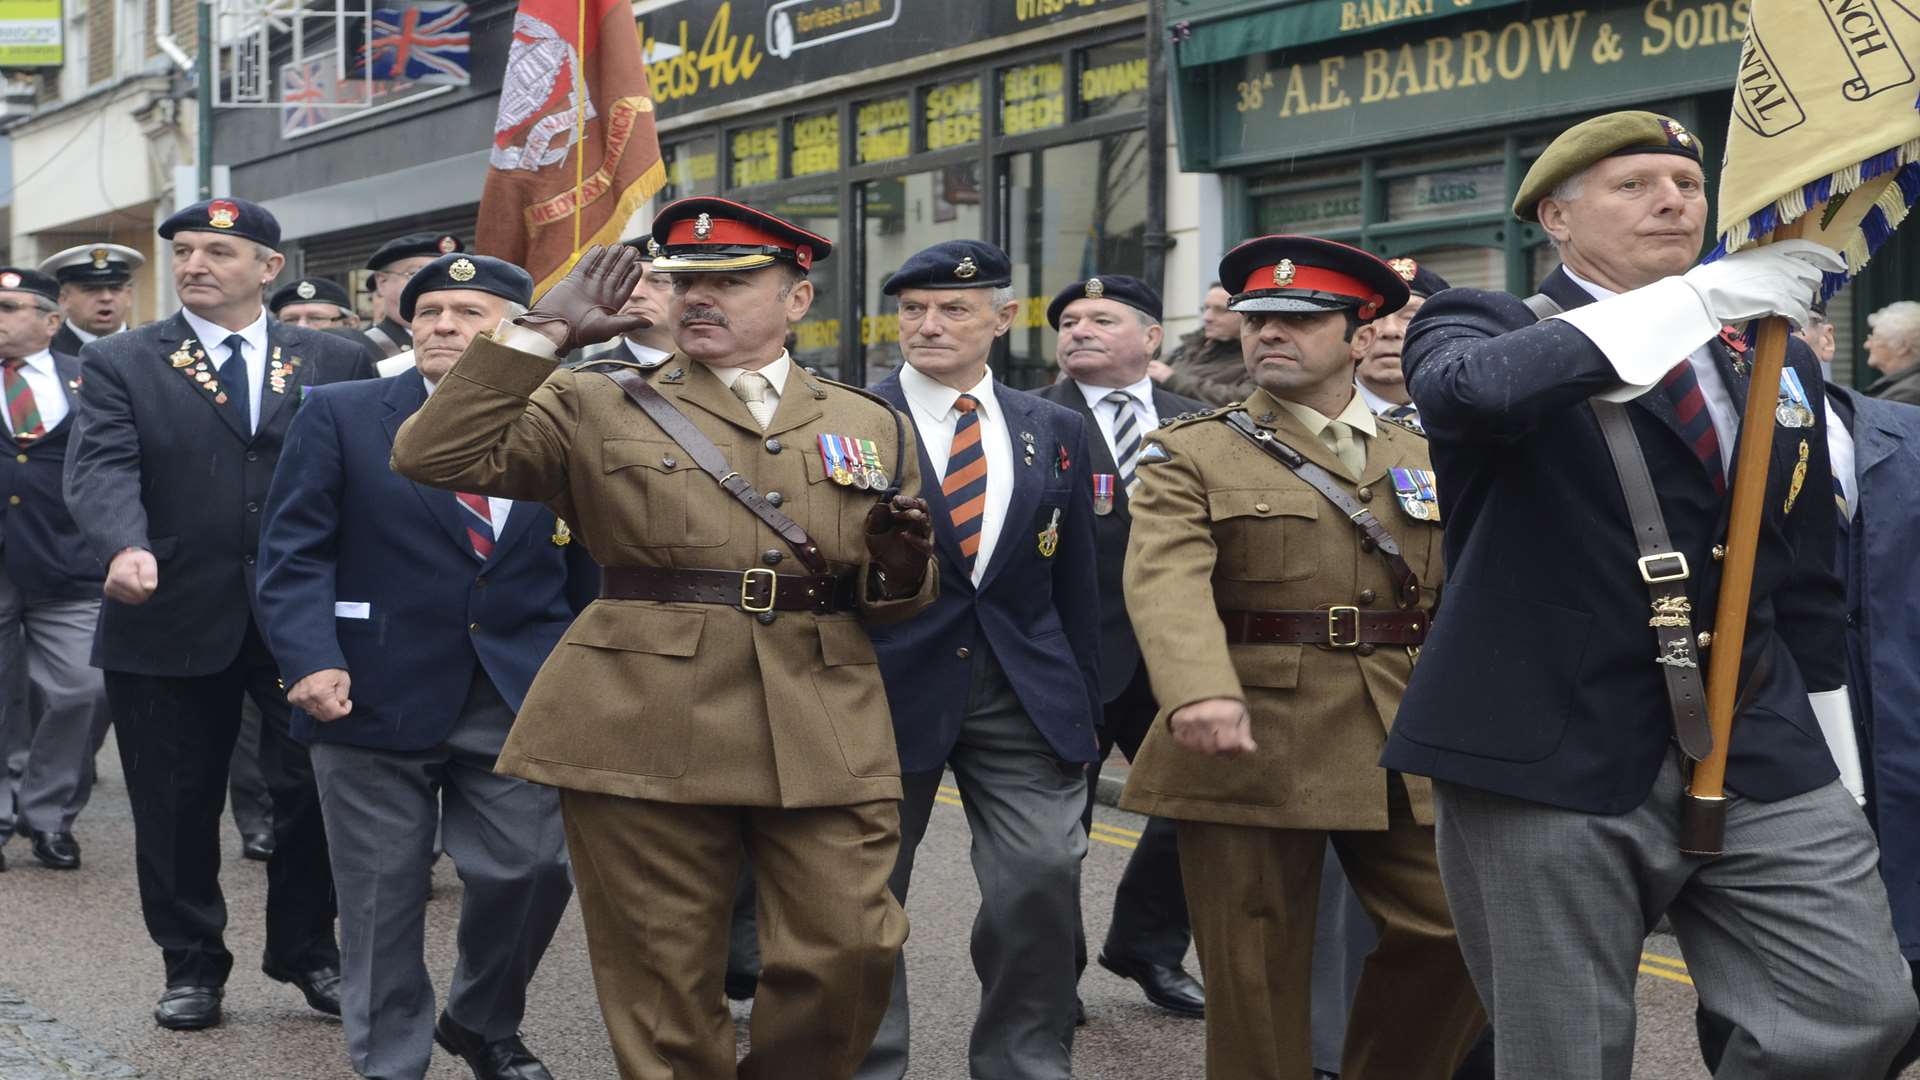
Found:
[943,394,987,573]
[1,359,44,446]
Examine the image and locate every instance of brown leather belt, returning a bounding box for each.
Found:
[1220,607,1429,648]
[601,566,859,614]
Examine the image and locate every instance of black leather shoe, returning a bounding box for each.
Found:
[263,963,341,1016]
[154,985,222,1030]
[1098,950,1205,1018]
[28,830,79,870]
[435,1012,554,1080]
[240,832,275,861]
[723,971,757,1002]
[1074,994,1088,1026]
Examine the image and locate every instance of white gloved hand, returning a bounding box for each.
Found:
[1679,239,1845,328]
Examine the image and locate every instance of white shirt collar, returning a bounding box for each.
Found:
[1562,264,1619,301]
[1075,375,1153,413]
[66,321,102,345]
[900,361,998,423]
[702,351,793,396]
[180,307,269,360]
[627,340,673,366]
[11,349,55,378]
[1354,380,1405,416]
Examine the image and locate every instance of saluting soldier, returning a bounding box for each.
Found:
[391,199,938,1080]
[363,233,464,358]
[38,243,143,356]
[1120,236,1485,1079]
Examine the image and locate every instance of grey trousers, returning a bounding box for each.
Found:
[858,649,1089,1080]
[0,578,108,835]
[310,669,572,1080]
[1437,749,1918,1080]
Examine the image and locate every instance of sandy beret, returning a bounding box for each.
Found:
[1513,111,1703,223]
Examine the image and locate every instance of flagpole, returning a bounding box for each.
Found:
[572,0,587,258]
[1679,215,1813,857]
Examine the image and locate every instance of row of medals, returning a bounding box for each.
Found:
[818,435,889,490]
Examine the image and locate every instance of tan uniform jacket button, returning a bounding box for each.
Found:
[1358,589,1376,605]
[1357,487,1373,502]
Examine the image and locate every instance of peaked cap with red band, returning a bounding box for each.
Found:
[1219,235,1408,321]
[648,197,833,275]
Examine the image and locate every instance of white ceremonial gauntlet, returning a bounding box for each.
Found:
[1809,687,1866,806]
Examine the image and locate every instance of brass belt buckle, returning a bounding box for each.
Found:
[1638,552,1690,584]
[740,567,778,613]
[1327,605,1361,649]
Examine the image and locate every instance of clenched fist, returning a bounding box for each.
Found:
[104,547,158,605]
[1169,697,1257,757]
[288,668,353,722]
[516,244,653,352]
[864,494,934,596]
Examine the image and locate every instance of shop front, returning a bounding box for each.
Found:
[1168,0,1919,385]
[642,0,1152,386]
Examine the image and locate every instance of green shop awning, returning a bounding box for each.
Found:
[1170,0,1527,68]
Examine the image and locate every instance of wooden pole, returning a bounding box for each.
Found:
[1680,217,1814,855]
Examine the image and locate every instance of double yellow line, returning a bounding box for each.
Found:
[935,785,1697,986]
[935,785,1139,850]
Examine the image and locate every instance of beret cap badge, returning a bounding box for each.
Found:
[449,257,478,282]
[1389,257,1418,282]
[90,248,109,268]
[955,256,978,280]
[693,213,713,241]
[207,200,239,229]
[438,235,459,253]
[646,237,662,258]
[0,273,18,289]
[295,280,317,299]
[1085,277,1105,298]
[1273,259,1296,287]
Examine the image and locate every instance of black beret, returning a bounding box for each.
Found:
[269,277,352,314]
[882,240,1012,295]
[0,268,60,305]
[159,198,280,249]
[622,236,664,259]
[1383,256,1451,299]
[649,197,832,274]
[1218,235,1408,322]
[1046,275,1161,329]
[366,232,465,272]
[1514,111,1702,222]
[39,243,144,286]
[398,254,534,322]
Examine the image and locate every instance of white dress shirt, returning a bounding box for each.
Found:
[1564,267,1739,472]
[181,307,270,433]
[1,350,68,432]
[1354,380,1417,424]
[900,362,1013,584]
[1826,399,1857,516]
[1074,376,1159,464]
[423,373,512,531]
[627,340,673,367]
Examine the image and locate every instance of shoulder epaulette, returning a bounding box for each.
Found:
[1156,405,1231,431]
[1376,412,1427,438]
[812,375,898,413]
[574,358,661,375]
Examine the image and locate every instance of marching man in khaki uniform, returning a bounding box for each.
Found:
[391,198,938,1080]
[1119,236,1484,1079]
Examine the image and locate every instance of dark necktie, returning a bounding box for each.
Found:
[1,358,45,445]
[942,394,986,574]
[1387,403,1423,433]
[1663,359,1723,494]
[219,333,251,432]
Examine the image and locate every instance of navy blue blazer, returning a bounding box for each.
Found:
[256,372,597,751]
[867,374,1102,771]
[1828,385,1920,959]
[1381,267,1846,814]
[1,353,104,599]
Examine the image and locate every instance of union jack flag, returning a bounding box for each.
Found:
[357,3,471,85]
[280,57,340,135]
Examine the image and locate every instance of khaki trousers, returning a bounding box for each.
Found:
[1176,783,1484,1080]
[561,791,907,1080]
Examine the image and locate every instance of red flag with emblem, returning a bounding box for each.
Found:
[476,0,663,293]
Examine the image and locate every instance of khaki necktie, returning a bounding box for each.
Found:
[732,370,774,429]
[1319,419,1366,480]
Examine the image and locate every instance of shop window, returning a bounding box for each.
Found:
[1399,245,1505,292]
[856,93,914,166]
[923,76,982,152]
[662,137,720,201]
[859,164,986,385]
[730,188,842,379]
[790,110,841,179]
[1077,40,1147,119]
[1006,130,1148,387]
[1252,183,1363,234]
[1385,162,1506,222]
[730,124,782,188]
[998,59,1067,138]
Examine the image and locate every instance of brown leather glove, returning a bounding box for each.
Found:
[864,495,934,596]
[514,244,651,353]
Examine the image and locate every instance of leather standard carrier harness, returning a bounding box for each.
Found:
[594,365,863,615]
[1523,292,1713,760]
[1215,409,1428,650]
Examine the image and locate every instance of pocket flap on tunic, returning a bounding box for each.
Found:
[1207,489,1319,522]
[566,603,705,656]
[818,617,878,666]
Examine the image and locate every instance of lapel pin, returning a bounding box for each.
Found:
[1036,508,1062,557]
[551,517,573,546]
